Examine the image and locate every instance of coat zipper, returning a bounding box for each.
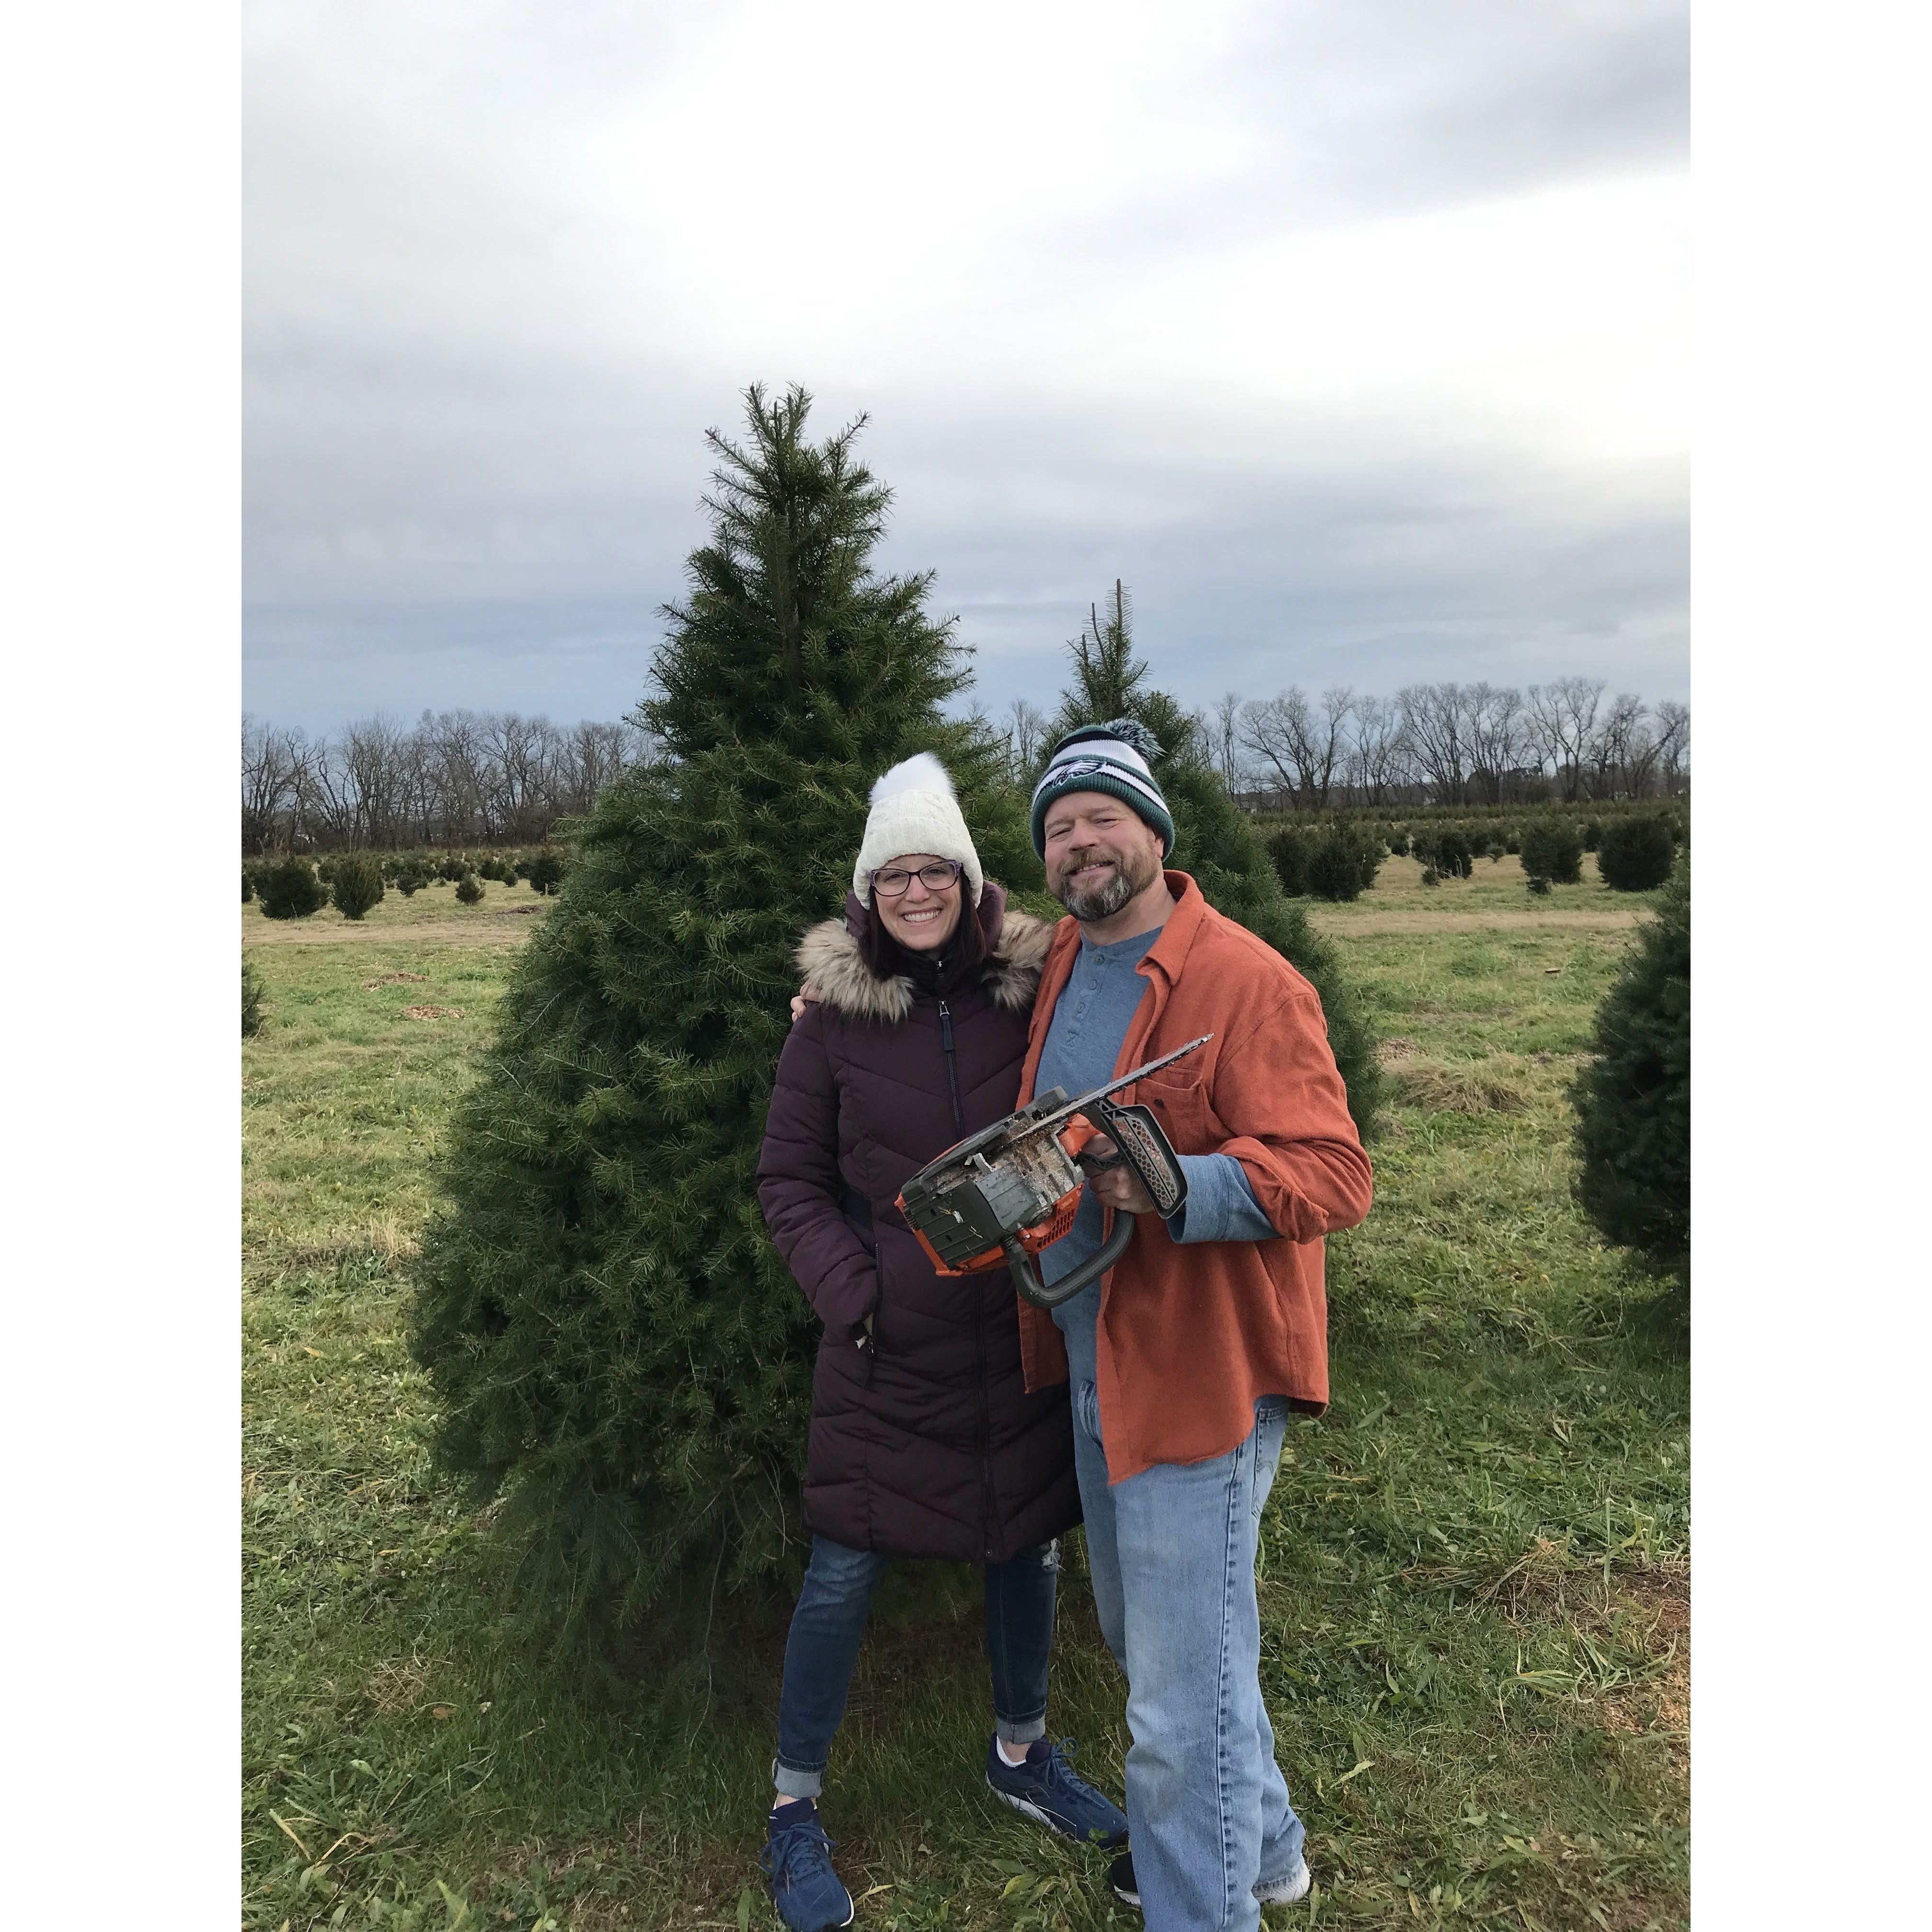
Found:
[937,998,963,1128]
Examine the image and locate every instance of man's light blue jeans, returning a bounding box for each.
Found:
[1073,1378,1303,1932]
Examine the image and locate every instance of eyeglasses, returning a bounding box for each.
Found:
[872,860,963,897]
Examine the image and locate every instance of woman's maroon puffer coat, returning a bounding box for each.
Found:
[757,884,1081,1563]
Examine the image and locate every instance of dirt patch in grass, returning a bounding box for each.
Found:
[247,913,545,947]
[1395,1061,1531,1114]
[1309,908,1647,935]
[402,1005,466,1021]
[362,972,430,987]
[365,1652,446,1717]
[1377,1036,1420,1064]
[258,1222,421,1271]
[1599,1569,1689,1773]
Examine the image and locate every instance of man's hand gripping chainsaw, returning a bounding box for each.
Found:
[896,1035,1212,1310]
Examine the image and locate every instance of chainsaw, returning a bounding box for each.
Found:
[896,1035,1212,1311]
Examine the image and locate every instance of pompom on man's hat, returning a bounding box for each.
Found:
[852,753,985,907]
[1029,717,1177,861]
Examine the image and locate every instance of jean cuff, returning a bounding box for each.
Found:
[772,1756,825,1801]
[996,1714,1047,1747]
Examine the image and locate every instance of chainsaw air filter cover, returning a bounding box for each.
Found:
[897,1088,1084,1274]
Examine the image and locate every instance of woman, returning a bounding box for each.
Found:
[755,753,1128,1930]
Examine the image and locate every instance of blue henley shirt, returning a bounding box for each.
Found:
[1034,923,1276,1387]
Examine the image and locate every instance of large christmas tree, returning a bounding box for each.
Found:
[1041,583,1382,1137]
[410,388,1036,1633]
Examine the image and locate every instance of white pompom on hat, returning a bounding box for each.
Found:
[852,752,984,907]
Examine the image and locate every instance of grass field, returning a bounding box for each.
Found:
[242,854,1688,1932]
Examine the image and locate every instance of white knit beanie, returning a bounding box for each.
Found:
[851,753,984,907]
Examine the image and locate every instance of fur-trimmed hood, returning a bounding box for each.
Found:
[796,883,1057,1024]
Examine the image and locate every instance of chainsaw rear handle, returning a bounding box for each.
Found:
[1002,1211,1136,1311]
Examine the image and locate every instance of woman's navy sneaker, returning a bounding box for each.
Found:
[984,1736,1129,1848]
[760,1799,853,1931]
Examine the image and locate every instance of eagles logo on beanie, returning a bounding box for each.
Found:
[1029,718,1177,861]
[852,752,985,907]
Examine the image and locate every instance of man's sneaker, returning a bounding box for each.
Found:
[1108,1849,1313,1910]
[759,1799,853,1932]
[985,1736,1129,1849]
[1256,1855,1312,1905]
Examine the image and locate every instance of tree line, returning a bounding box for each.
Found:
[246,671,1686,851]
[241,710,659,853]
[999,661,1688,811]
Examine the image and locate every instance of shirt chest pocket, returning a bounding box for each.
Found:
[1128,1067,1220,1156]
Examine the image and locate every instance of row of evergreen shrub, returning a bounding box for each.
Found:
[1364,811,1681,894]
[1258,814,1682,897]
[1268,796,1687,830]
[246,845,570,915]
[1257,803,1687,860]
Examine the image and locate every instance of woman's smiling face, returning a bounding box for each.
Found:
[871,852,964,951]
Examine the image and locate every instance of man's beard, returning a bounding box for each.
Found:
[1054,842,1160,921]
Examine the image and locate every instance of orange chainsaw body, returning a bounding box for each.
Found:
[892,1035,1209,1299]
[902,1116,1100,1278]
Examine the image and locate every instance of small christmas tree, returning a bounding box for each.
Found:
[256,856,326,920]
[1596,815,1676,892]
[1039,585,1380,1136]
[1572,862,1689,1282]
[1520,820,1582,886]
[330,851,385,920]
[411,387,1035,1639]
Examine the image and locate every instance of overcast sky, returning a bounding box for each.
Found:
[244,0,1688,736]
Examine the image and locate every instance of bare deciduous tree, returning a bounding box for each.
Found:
[1465,683,1527,804]
[1399,683,1476,806]
[297,736,361,848]
[1525,677,1605,802]
[1579,692,1646,800]
[1211,691,1244,795]
[1003,697,1049,784]
[342,715,415,849]
[1239,685,1354,811]
[1653,701,1690,796]
[1344,695,1410,806]
[241,715,312,852]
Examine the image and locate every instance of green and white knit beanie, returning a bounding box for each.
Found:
[1029,719,1176,861]
[852,752,985,907]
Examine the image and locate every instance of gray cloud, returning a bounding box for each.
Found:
[244,0,1688,735]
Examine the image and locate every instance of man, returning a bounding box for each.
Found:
[1021,720,1373,1930]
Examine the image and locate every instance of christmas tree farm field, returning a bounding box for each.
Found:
[243,887,1687,1932]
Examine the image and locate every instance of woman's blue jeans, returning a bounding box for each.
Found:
[772,1535,1059,1799]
